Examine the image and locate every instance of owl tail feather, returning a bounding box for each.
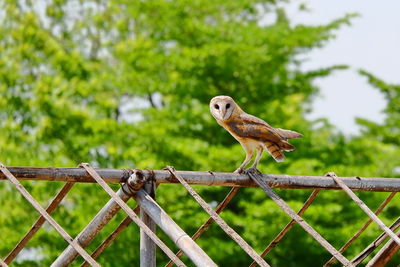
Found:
[264,142,286,162]
[279,140,295,151]
[276,128,303,139]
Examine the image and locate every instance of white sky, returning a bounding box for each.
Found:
[286,0,400,134]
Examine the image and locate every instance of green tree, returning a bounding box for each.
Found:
[0,0,398,266]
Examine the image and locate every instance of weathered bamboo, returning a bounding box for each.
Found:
[83,187,158,267]
[80,164,187,267]
[351,217,400,265]
[330,173,400,245]
[167,167,270,267]
[166,187,240,267]
[52,185,131,266]
[5,182,74,264]
[1,167,400,192]
[0,164,99,267]
[324,192,396,267]
[135,189,217,267]
[366,230,400,267]
[81,214,136,267]
[246,169,353,267]
[0,258,8,267]
[140,181,157,267]
[249,189,321,267]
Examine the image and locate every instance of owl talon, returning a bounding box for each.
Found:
[245,167,262,175]
[234,168,244,174]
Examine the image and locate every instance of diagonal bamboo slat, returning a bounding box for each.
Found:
[0,258,8,267]
[366,229,400,267]
[166,166,270,267]
[324,191,397,266]
[246,169,353,267]
[80,163,189,267]
[80,209,139,267]
[0,164,99,267]
[166,186,240,267]
[329,173,400,246]
[351,217,400,265]
[4,182,74,264]
[249,189,321,267]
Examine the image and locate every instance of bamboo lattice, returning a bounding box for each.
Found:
[0,163,399,267]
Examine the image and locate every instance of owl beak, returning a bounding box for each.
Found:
[220,106,228,120]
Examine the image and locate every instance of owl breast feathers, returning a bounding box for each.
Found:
[209,95,302,173]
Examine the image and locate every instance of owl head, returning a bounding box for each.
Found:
[209,95,237,121]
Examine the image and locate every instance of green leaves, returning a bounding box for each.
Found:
[0,0,398,266]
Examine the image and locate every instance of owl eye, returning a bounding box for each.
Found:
[214,104,219,109]
[226,103,230,109]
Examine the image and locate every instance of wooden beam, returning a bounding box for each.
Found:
[1,167,400,192]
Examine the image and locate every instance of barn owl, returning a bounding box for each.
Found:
[210,95,302,173]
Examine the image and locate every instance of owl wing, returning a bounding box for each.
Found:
[226,113,283,143]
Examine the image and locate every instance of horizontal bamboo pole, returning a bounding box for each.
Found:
[1,167,399,192]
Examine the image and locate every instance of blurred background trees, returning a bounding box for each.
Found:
[0,0,398,266]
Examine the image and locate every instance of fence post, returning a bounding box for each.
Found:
[140,181,157,267]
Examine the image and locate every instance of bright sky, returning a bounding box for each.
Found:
[286,0,400,135]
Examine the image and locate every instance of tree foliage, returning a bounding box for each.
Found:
[0,0,398,266]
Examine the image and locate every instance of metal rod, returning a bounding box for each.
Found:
[1,167,400,192]
[330,173,400,245]
[246,169,353,267]
[166,187,240,267]
[80,163,189,267]
[140,181,157,267]
[4,182,74,264]
[324,192,396,267]
[249,189,321,267]
[351,217,400,265]
[366,230,400,267]
[166,167,270,267]
[0,164,99,267]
